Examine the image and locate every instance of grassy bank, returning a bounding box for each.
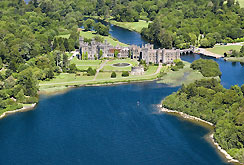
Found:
[109,20,150,33]
[39,58,164,93]
[80,30,128,47]
[224,57,244,63]
[157,62,219,86]
[206,45,242,55]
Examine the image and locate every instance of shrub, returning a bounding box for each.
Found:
[87,67,96,76]
[122,71,129,77]
[111,72,116,78]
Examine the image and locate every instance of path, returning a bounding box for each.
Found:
[153,63,162,75]
[40,63,163,86]
[93,60,109,80]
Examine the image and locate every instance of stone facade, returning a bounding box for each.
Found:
[130,44,180,64]
[79,37,180,64]
[79,37,129,60]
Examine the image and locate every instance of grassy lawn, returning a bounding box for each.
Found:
[56,34,70,38]
[224,57,244,63]
[207,45,242,55]
[70,58,102,70]
[80,30,128,47]
[39,64,162,93]
[40,73,94,85]
[144,66,158,75]
[109,20,150,33]
[157,62,205,87]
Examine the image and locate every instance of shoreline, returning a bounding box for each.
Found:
[39,78,162,95]
[158,105,241,164]
[197,48,224,58]
[0,103,37,120]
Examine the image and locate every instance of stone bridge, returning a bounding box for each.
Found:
[180,48,194,55]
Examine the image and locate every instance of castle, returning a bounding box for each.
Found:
[79,37,180,64]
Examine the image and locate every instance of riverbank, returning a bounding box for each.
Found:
[197,48,224,58]
[0,103,36,120]
[85,16,150,33]
[158,105,241,164]
[224,57,244,63]
[39,75,163,95]
[109,20,150,33]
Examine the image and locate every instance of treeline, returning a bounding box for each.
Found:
[82,19,109,36]
[140,0,244,49]
[225,45,244,57]
[0,0,89,112]
[190,59,222,77]
[162,78,244,163]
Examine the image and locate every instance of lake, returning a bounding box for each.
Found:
[1,12,243,164]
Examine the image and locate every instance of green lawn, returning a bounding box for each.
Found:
[70,58,102,70]
[109,20,150,33]
[40,73,94,85]
[224,57,244,63]
[56,34,70,38]
[207,45,242,55]
[39,64,162,93]
[80,30,128,47]
[157,62,206,86]
[144,66,158,75]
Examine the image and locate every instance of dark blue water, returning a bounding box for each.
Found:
[83,17,147,46]
[0,83,229,165]
[109,24,147,46]
[2,8,243,164]
[181,54,244,88]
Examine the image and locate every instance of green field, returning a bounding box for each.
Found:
[70,58,102,70]
[224,57,244,63]
[157,62,206,86]
[56,34,70,38]
[109,20,150,33]
[207,45,242,55]
[39,60,163,93]
[80,30,128,47]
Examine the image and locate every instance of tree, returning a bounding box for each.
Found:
[111,71,116,78]
[83,19,95,31]
[0,58,2,70]
[99,50,103,59]
[68,39,75,52]
[87,67,96,76]
[200,38,210,48]
[68,63,77,73]
[17,68,38,96]
[63,53,68,68]
[94,22,109,36]
[16,89,25,103]
[122,71,129,77]
[114,50,119,58]
[84,52,88,60]
[64,38,69,51]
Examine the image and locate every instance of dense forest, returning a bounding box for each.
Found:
[190,59,222,77]
[162,78,244,162]
[0,0,85,112]
[87,0,244,49]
